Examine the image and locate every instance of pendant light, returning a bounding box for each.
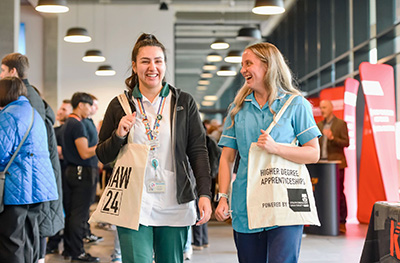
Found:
[252,0,285,15]
[82,6,106,63]
[197,86,208,91]
[35,0,69,13]
[82,50,106,63]
[204,95,218,101]
[198,79,210,86]
[95,65,116,76]
[200,71,213,79]
[159,2,168,10]
[237,27,262,41]
[64,27,91,43]
[210,38,230,50]
[201,101,215,107]
[224,50,242,63]
[202,63,217,71]
[206,52,222,62]
[217,65,237,77]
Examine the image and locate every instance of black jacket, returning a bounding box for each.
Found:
[23,79,64,237]
[96,84,211,204]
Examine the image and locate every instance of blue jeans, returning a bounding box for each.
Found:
[233,225,303,263]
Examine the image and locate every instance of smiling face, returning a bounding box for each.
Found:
[240,49,268,92]
[56,102,72,123]
[132,46,166,91]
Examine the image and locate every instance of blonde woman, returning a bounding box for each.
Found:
[215,43,321,263]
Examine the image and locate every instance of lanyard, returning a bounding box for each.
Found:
[68,113,81,121]
[136,96,167,147]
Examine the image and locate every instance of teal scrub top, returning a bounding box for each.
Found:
[218,92,321,233]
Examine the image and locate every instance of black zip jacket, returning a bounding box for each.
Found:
[96,84,211,204]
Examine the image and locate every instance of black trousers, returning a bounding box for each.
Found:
[0,203,42,263]
[63,165,97,257]
[192,223,208,246]
[47,163,69,250]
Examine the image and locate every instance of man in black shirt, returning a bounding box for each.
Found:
[62,92,99,262]
[81,94,103,244]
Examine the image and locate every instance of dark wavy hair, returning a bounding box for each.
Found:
[0,77,27,107]
[125,33,167,91]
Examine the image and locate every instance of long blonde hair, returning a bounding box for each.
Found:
[228,42,301,128]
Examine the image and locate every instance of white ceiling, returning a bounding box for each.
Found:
[25,0,293,108]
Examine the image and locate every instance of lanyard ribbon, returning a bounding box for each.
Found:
[136,97,167,146]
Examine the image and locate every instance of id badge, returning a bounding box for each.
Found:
[146,179,166,193]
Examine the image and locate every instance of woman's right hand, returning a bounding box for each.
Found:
[215,198,230,221]
[116,112,136,138]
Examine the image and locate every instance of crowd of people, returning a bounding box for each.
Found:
[0,33,351,263]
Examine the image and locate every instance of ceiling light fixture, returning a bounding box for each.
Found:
[197,86,208,91]
[210,38,230,50]
[64,27,91,43]
[198,79,210,86]
[200,71,213,79]
[159,2,168,10]
[204,95,218,101]
[95,65,116,76]
[224,50,242,63]
[201,101,215,107]
[252,0,285,15]
[237,27,262,41]
[35,0,69,13]
[217,65,237,77]
[82,49,106,63]
[206,52,222,62]
[203,63,217,71]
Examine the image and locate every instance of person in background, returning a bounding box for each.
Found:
[96,33,212,263]
[46,99,72,255]
[81,94,103,244]
[183,226,193,261]
[56,99,73,126]
[208,119,222,142]
[62,92,99,262]
[0,53,64,263]
[0,77,58,263]
[215,42,320,263]
[318,100,349,233]
[192,124,221,251]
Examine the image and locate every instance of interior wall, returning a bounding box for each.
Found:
[58,4,174,125]
[21,5,43,93]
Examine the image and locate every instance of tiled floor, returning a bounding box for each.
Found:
[45,221,368,263]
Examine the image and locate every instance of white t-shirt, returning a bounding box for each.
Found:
[132,93,196,226]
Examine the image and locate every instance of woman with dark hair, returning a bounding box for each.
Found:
[0,77,58,263]
[96,33,212,263]
[215,43,321,263]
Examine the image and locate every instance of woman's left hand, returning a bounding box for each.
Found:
[196,196,212,226]
[257,129,279,154]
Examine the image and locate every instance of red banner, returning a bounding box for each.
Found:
[319,81,359,223]
[308,97,323,124]
[343,79,359,223]
[358,62,399,223]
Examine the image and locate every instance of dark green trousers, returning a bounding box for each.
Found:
[117,225,189,263]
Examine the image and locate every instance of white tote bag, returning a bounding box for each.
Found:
[247,95,320,229]
[89,94,149,230]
